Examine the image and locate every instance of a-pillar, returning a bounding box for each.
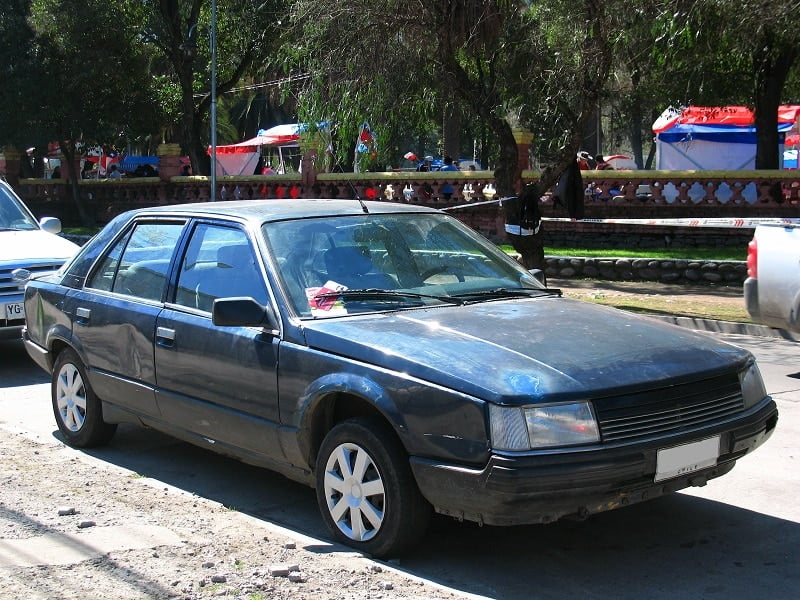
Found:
[0,146,22,187]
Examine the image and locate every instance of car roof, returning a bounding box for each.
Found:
[128,199,440,224]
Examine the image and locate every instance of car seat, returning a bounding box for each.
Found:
[323,246,396,290]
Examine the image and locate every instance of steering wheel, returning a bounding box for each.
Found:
[420,265,467,283]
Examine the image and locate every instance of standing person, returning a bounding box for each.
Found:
[107,164,122,179]
[439,155,458,200]
[577,151,592,170]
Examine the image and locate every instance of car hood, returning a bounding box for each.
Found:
[0,229,79,262]
[301,297,750,404]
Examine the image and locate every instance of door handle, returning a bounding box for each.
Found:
[156,326,176,347]
[75,307,91,324]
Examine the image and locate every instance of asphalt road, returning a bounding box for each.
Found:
[1,329,798,600]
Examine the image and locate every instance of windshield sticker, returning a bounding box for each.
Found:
[307,281,349,316]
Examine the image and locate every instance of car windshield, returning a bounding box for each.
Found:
[0,185,39,231]
[262,212,548,318]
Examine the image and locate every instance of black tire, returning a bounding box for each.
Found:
[315,417,431,558]
[51,348,117,448]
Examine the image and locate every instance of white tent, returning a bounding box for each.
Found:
[212,123,325,175]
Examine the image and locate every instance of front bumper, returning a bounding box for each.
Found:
[0,322,24,340]
[410,398,778,526]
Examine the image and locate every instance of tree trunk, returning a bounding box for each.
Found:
[493,124,547,274]
[60,141,94,227]
[627,71,645,169]
[442,93,461,160]
[753,39,797,170]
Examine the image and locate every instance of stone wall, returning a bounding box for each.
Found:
[544,256,747,285]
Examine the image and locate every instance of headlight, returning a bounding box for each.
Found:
[740,361,767,409]
[490,401,600,451]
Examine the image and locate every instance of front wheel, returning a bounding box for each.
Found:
[52,348,117,448]
[315,417,431,558]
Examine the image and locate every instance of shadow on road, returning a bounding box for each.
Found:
[73,424,798,600]
[0,339,49,387]
[4,337,796,599]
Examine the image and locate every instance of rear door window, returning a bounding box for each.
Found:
[87,222,184,302]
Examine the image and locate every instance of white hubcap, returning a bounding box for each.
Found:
[323,442,385,542]
[56,363,87,432]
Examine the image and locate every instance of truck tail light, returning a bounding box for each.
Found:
[746,238,757,278]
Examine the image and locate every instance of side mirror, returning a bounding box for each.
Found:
[528,268,545,284]
[39,217,63,234]
[212,297,278,334]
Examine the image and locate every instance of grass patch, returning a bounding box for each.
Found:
[63,226,99,236]
[547,247,745,261]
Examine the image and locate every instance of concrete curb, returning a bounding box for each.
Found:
[648,314,799,340]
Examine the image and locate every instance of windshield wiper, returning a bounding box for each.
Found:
[314,288,465,305]
[453,287,562,303]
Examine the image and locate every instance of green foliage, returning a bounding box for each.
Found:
[286,0,444,169]
[0,0,164,153]
[285,0,614,178]
[3,0,796,182]
[605,0,798,167]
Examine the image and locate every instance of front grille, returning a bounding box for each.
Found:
[595,372,744,443]
[0,262,65,297]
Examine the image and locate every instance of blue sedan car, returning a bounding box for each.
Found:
[23,199,778,557]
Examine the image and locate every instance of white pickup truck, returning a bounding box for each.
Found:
[744,223,800,332]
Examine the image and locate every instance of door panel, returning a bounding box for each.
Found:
[153,223,281,458]
[69,221,185,417]
[66,288,162,417]
[154,309,280,456]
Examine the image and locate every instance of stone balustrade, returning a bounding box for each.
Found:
[9,166,800,254]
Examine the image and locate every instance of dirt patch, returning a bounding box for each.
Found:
[0,432,461,600]
[550,278,751,323]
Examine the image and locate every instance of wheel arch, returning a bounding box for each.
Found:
[300,389,404,473]
[46,330,86,372]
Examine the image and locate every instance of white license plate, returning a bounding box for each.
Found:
[3,302,25,321]
[655,436,720,482]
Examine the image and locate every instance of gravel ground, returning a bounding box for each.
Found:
[0,431,463,600]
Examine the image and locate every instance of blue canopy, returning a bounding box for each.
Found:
[119,156,158,170]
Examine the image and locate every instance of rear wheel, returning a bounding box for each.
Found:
[52,348,117,447]
[315,417,431,558]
